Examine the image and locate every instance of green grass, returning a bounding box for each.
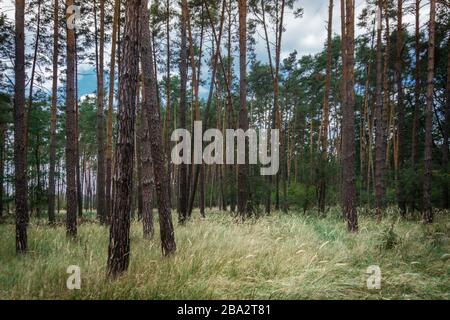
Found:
[0,208,449,299]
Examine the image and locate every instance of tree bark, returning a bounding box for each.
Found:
[139,84,154,238]
[374,1,384,221]
[411,0,420,171]
[318,0,333,214]
[443,40,450,209]
[0,122,4,220]
[394,0,406,216]
[342,0,358,232]
[66,0,78,237]
[423,0,436,223]
[178,0,189,223]
[140,0,176,255]
[107,0,140,277]
[48,0,59,225]
[96,0,106,223]
[106,0,120,223]
[237,0,249,217]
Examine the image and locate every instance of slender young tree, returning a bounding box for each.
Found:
[106,0,120,222]
[178,0,189,223]
[318,0,333,213]
[422,0,436,223]
[107,0,140,277]
[394,0,406,216]
[66,0,78,237]
[237,0,249,217]
[14,0,28,252]
[139,0,176,255]
[342,0,358,231]
[411,0,420,211]
[48,0,59,225]
[164,0,172,205]
[96,0,106,223]
[443,41,450,209]
[374,1,384,221]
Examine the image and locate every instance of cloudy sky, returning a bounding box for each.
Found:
[1,0,430,99]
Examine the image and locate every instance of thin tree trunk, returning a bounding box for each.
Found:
[140,0,176,255]
[48,0,59,225]
[411,0,420,170]
[96,0,106,223]
[106,0,120,223]
[178,0,189,223]
[75,34,83,218]
[342,0,358,232]
[318,0,333,214]
[164,0,172,206]
[375,1,384,221]
[65,0,78,238]
[237,0,249,217]
[0,123,4,220]
[394,0,406,216]
[422,0,436,223]
[382,0,390,178]
[443,41,450,209]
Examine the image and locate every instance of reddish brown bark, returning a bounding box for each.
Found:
[342,0,358,231]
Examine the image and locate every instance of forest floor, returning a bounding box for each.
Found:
[0,208,449,299]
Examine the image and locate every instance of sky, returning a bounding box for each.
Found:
[1,0,430,100]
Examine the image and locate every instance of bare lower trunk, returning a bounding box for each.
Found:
[422,0,435,223]
[178,0,188,223]
[140,81,154,239]
[96,0,106,223]
[237,0,249,217]
[106,0,120,223]
[318,0,333,214]
[107,0,140,278]
[65,0,78,238]
[48,0,59,225]
[374,2,384,220]
[140,0,176,255]
[442,42,450,209]
[394,0,405,216]
[342,0,358,232]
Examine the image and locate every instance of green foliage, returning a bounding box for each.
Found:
[286,183,316,213]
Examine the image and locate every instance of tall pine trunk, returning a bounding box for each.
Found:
[342,0,358,232]
[443,41,450,209]
[96,0,106,223]
[48,0,59,225]
[178,0,189,223]
[106,0,120,223]
[65,0,78,237]
[422,0,436,223]
[139,88,154,238]
[374,2,384,220]
[107,0,140,277]
[139,0,176,255]
[394,0,406,216]
[237,0,249,217]
[318,0,333,214]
